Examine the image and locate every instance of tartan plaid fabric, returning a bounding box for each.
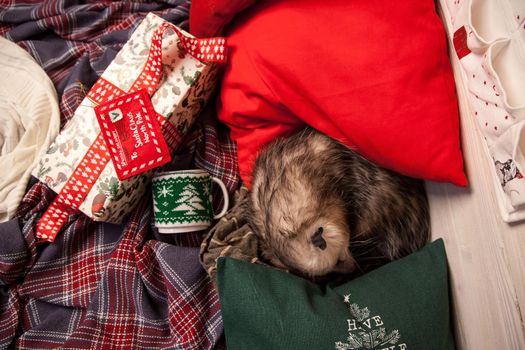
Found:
[0,1,240,348]
[0,0,191,126]
[0,182,223,349]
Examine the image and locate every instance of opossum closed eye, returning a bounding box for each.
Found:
[247,128,430,278]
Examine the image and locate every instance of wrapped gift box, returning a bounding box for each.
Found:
[33,13,222,225]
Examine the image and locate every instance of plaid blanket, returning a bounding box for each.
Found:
[0,183,223,349]
[0,1,239,348]
[0,0,190,126]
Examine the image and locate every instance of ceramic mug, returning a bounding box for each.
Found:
[152,169,229,233]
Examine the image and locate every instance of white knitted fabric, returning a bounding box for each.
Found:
[0,37,60,221]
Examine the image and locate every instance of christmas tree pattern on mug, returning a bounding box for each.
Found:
[153,177,212,224]
[335,294,406,350]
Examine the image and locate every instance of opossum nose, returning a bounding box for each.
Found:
[311,227,326,250]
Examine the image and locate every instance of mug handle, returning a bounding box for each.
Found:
[211,177,229,219]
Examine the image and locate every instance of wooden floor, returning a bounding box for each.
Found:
[427,4,525,347]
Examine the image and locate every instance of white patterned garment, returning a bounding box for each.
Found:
[443,0,525,222]
[0,37,60,221]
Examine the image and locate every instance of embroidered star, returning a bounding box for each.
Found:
[343,294,351,303]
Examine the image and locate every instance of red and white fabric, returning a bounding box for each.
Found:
[444,0,525,222]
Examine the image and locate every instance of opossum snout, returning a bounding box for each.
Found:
[311,227,326,250]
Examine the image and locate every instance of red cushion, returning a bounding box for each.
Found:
[189,0,257,37]
[218,0,468,188]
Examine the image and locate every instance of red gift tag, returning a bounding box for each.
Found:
[94,89,171,180]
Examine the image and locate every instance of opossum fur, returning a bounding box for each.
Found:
[248,128,430,278]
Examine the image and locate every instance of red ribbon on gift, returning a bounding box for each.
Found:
[36,22,226,242]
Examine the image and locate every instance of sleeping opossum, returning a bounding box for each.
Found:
[248,128,430,278]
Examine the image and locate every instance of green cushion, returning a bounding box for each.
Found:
[217,239,455,350]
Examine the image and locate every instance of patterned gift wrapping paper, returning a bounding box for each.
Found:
[32,13,220,223]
